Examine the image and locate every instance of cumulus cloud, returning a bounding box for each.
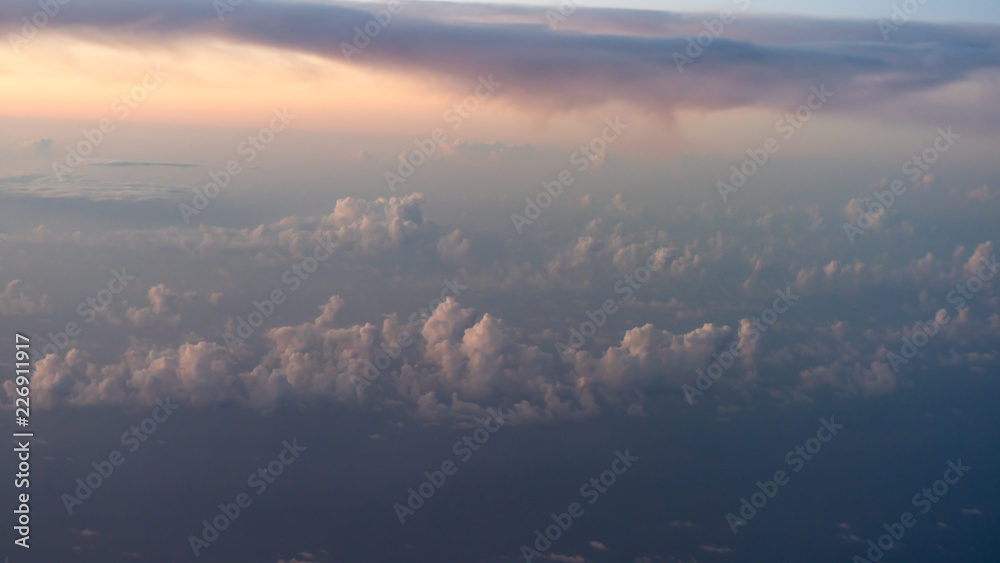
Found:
[12,194,461,268]
[0,280,52,316]
[2,183,996,422]
[7,340,241,410]
[437,229,471,263]
[503,219,677,290]
[9,285,760,423]
[963,241,996,278]
[126,285,182,327]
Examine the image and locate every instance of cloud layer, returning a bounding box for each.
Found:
[2,0,999,127]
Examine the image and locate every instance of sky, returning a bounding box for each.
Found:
[0,1,998,562]
[400,0,1000,24]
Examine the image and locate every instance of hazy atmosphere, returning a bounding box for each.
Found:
[0,0,998,562]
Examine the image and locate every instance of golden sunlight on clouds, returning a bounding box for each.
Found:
[0,36,476,133]
[0,34,796,157]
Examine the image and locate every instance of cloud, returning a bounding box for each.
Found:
[17,193,463,265]
[437,229,471,263]
[0,173,49,187]
[89,161,199,168]
[0,280,52,316]
[567,322,734,394]
[9,288,743,423]
[0,176,190,201]
[193,192,452,259]
[245,295,568,421]
[126,284,182,327]
[2,188,996,421]
[501,219,676,290]
[22,138,53,154]
[13,341,240,409]
[3,1,999,127]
